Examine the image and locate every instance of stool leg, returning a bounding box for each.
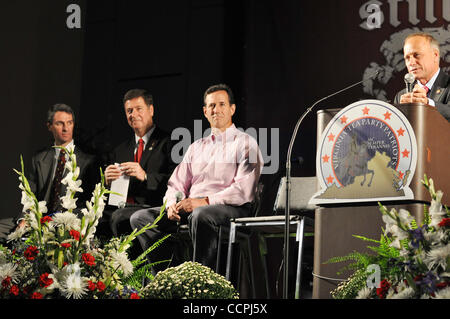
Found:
[295,218,305,299]
[226,222,236,280]
[247,236,256,298]
[215,226,223,273]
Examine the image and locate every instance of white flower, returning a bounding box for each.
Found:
[6,225,28,242]
[61,172,83,193]
[423,243,450,270]
[60,193,78,211]
[356,287,372,299]
[423,229,446,243]
[20,191,34,212]
[433,287,450,299]
[387,282,415,299]
[37,201,48,215]
[0,263,18,282]
[398,209,414,227]
[110,250,133,276]
[50,211,80,231]
[61,273,88,299]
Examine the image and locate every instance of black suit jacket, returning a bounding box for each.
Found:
[18,145,98,220]
[394,69,450,121]
[107,126,175,207]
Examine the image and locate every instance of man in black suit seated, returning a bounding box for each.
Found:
[17,103,97,228]
[99,89,175,244]
[394,32,450,121]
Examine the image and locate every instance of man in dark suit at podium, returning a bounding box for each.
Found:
[394,32,450,121]
[101,89,175,242]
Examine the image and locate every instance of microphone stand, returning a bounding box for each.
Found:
[282,70,380,299]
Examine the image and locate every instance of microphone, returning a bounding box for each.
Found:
[281,68,381,299]
[175,191,183,226]
[175,191,183,203]
[404,72,415,93]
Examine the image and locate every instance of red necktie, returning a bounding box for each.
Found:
[135,138,144,163]
[424,86,430,96]
[127,139,144,204]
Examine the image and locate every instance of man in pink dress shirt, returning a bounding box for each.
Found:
[130,84,264,271]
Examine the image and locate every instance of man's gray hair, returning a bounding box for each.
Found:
[405,32,440,56]
[47,103,75,124]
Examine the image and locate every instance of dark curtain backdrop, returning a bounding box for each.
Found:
[1,0,448,241]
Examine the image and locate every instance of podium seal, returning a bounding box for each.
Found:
[310,99,417,204]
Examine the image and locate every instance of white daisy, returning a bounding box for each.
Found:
[110,250,133,276]
[423,243,450,270]
[50,211,80,231]
[61,273,88,299]
[433,287,450,299]
[356,287,372,299]
[388,287,415,299]
[0,263,18,282]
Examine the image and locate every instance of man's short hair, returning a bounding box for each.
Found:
[47,103,75,124]
[203,83,235,105]
[405,32,440,55]
[123,88,154,107]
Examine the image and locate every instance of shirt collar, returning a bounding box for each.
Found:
[420,68,440,91]
[210,124,237,142]
[54,140,75,156]
[135,125,155,146]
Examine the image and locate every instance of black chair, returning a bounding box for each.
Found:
[225,176,317,299]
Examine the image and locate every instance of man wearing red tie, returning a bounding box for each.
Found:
[101,89,175,240]
[394,32,450,121]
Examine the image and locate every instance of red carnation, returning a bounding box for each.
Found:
[82,253,96,266]
[438,218,450,228]
[40,216,52,225]
[88,280,96,291]
[31,292,43,299]
[1,276,11,289]
[97,281,106,292]
[130,293,140,299]
[39,273,53,288]
[9,285,19,296]
[24,246,39,261]
[69,229,80,241]
[376,279,391,299]
[437,281,449,289]
[60,242,71,249]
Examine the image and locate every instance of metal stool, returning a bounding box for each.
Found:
[225,176,317,299]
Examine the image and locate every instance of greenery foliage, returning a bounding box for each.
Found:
[326,175,450,299]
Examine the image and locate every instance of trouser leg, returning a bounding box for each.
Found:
[188,204,251,269]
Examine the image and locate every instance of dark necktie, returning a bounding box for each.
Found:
[48,149,66,214]
[424,86,430,97]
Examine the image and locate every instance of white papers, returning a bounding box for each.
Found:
[108,163,130,207]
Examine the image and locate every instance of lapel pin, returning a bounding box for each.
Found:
[436,89,441,94]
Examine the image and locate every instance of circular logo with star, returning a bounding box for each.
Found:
[315,99,417,201]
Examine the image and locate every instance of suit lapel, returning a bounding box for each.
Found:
[431,70,450,103]
[139,127,161,166]
[38,148,55,187]
[36,148,56,201]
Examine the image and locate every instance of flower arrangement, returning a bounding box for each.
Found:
[141,261,239,299]
[0,146,165,299]
[327,175,450,299]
